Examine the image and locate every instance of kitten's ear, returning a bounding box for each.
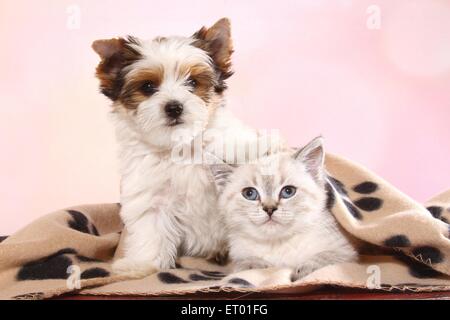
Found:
[193,18,233,82]
[293,136,325,181]
[204,152,235,191]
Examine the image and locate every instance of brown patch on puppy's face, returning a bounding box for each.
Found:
[120,67,164,110]
[92,37,142,102]
[193,18,234,93]
[179,63,216,103]
[109,62,215,110]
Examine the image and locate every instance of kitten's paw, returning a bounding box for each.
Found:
[233,258,271,272]
[291,265,318,282]
[112,258,158,278]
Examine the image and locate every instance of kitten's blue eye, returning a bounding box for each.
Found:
[280,186,296,199]
[242,187,259,201]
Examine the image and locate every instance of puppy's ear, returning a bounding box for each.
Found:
[92,37,141,101]
[92,38,123,59]
[293,136,325,182]
[193,18,234,82]
[204,152,235,192]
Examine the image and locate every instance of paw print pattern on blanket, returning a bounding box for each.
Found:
[17,248,75,280]
[353,181,383,211]
[394,254,444,279]
[427,206,449,224]
[189,271,226,281]
[352,181,378,194]
[411,246,444,264]
[158,269,226,284]
[326,176,385,220]
[79,267,110,279]
[16,248,110,281]
[383,235,411,247]
[156,269,253,288]
[157,272,189,284]
[325,174,447,271]
[67,210,100,236]
[325,176,363,219]
[425,206,450,239]
[227,277,254,287]
[12,292,45,300]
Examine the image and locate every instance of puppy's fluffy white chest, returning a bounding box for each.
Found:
[117,132,225,259]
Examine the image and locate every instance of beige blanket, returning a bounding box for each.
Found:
[1,153,450,300]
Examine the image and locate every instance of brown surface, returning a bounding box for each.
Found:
[53,287,450,300]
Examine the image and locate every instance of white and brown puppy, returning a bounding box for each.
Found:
[92,18,280,277]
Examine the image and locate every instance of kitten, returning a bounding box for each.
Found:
[209,137,357,280]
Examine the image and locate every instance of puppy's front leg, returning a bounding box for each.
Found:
[113,210,180,278]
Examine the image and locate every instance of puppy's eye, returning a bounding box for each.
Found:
[140,81,157,95]
[242,187,260,201]
[185,77,197,89]
[280,186,296,199]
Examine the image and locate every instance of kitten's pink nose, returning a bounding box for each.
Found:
[263,206,278,217]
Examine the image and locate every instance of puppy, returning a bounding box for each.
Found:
[92,18,281,277]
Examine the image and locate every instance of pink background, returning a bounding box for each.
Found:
[1,0,449,234]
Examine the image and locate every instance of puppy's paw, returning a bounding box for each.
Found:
[112,258,158,278]
[207,249,229,266]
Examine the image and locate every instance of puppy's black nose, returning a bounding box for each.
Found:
[165,101,183,119]
[263,206,278,217]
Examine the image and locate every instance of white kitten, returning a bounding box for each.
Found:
[210,137,357,280]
